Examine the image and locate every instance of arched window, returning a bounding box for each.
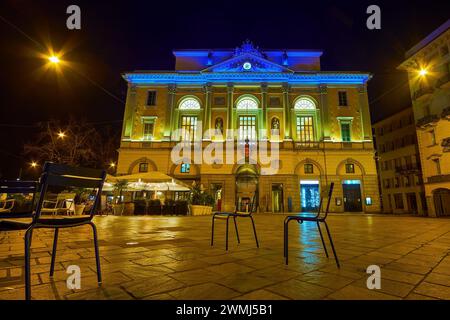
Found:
[236,97,258,110]
[179,97,201,110]
[215,118,224,134]
[294,98,316,110]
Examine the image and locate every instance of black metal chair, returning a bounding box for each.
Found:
[0,181,37,220]
[284,182,340,268]
[211,196,259,251]
[0,162,106,300]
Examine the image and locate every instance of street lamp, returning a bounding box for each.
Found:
[30,161,38,168]
[109,162,116,168]
[48,55,60,64]
[57,131,66,139]
[419,69,428,77]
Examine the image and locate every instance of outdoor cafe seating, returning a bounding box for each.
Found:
[0,162,106,300]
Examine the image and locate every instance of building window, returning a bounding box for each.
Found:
[365,197,372,206]
[394,193,404,209]
[180,163,190,173]
[214,97,226,106]
[296,116,314,142]
[341,123,351,142]
[433,158,441,175]
[146,91,157,106]
[180,116,198,141]
[294,97,316,110]
[304,164,314,174]
[238,116,257,141]
[269,97,281,107]
[139,163,149,173]
[236,97,258,110]
[345,163,355,173]
[338,91,348,106]
[143,122,154,140]
[179,97,201,110]
[214,118,224,135]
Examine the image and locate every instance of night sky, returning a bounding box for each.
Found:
[0,0,449,179]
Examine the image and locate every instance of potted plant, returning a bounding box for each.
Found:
[189,182,215,216]
[73,189,89,215]
[112,179,128,215]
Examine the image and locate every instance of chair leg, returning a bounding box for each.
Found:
[233,217,240,243]
[284,218,290,265]
[316,222,329,258]
[324,221,340,268]
[50,229,59,276]
[211,217,215,246]
[24,226,34,300]
[89,222,102,283]
[225,217,229,251]
[283,219,287,258]
[250,216,259,248]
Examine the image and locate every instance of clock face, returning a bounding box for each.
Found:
[243,62,252,70]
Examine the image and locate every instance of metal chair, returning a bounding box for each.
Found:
[211,196,259,251]
[284,182,340,268]
[0,162,106,300]
[0,181,37,219]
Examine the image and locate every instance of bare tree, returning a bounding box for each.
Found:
[24,118,105,168]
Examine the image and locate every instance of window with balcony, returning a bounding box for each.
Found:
[238,116,257,141]
[433,158,442,175]
[180,116,198,141]
[296,116,314,142]
[341,123,351,142]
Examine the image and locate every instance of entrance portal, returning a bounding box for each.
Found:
[300,180,320,212]
[433,189,450,216]
[343,180,362,212]
[235,164,259,212]
[272,184,284,213]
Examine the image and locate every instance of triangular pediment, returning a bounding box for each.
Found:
[202,52,293,73]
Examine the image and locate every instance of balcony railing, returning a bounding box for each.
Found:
[416,114,439,129]
[413,87,434,100]
[428,174,450,184]
[395,163,421,174]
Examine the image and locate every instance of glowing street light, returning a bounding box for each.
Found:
[57,131,66,139]
[48,55,60,64]
[109,162,116,168]
[419,69,428,77]
[30,161,38,168]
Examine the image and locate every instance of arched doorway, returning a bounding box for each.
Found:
[235,164,259,212]
[433,188,450,217]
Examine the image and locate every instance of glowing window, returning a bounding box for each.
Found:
[179,98,201,110]
[294,98,316,110]
[236,98,258,110]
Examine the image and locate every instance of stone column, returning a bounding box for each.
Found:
[358,84,372,141]
[282,83,291,139]
[319,84,330,141]
[203,83,212,139]
[122,84,137,139]
[227,83,234,140]
[261,82,268,139]
[166,84,177,140]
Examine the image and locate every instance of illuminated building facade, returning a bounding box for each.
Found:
[374,107,427,215]
[398,20,450,217]
[117,41,380,213]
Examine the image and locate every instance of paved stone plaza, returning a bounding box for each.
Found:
[1,214,450,300]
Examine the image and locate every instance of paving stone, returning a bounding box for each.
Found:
[168,283,240,300]
[414,282,450,299]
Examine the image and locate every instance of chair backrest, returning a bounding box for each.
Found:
[34,162,106,221]
[316,182,334,219]
[0,181,38,215]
